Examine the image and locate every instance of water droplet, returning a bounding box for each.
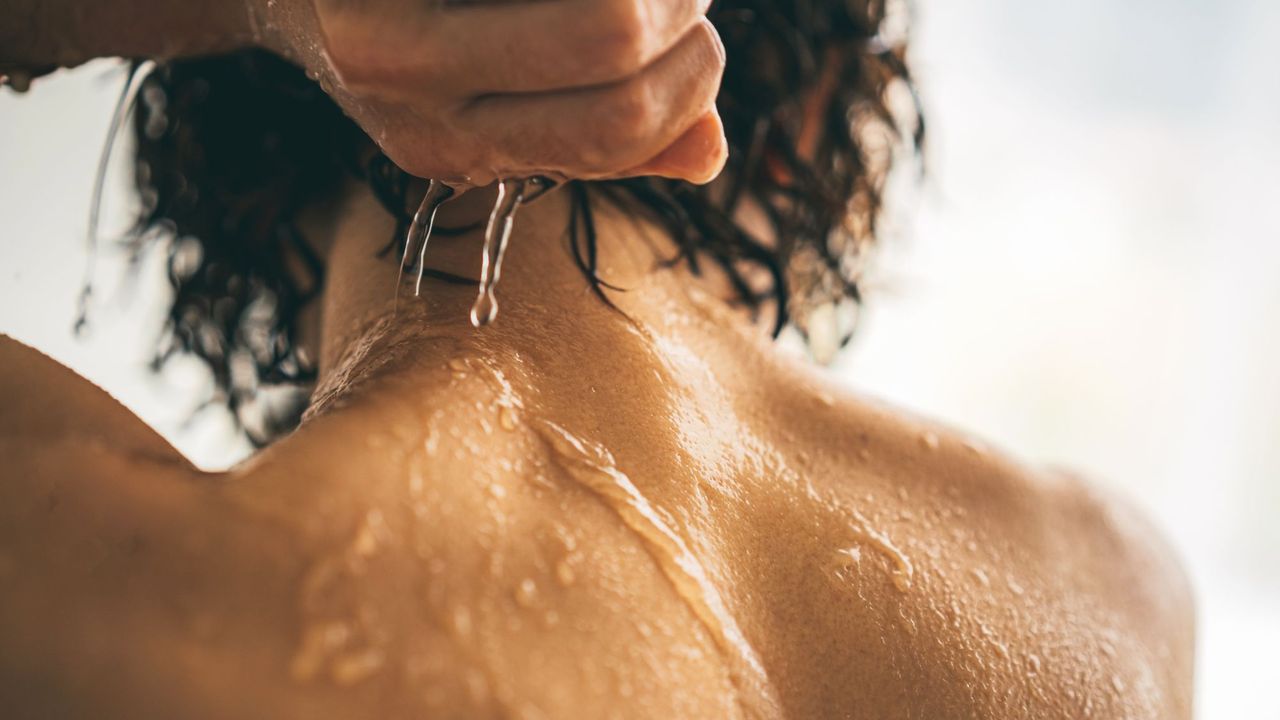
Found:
[897,605,919,636]
[471,179,528,327]
[1111,675,1126,693]
[351,509,387,558]
[920,431,940,451]
[1006,576,1026,596]
[291,621,352,681]
[330,648,385,686]
[970,567,991,587]
[555,558,577,586]
[1027,653,1043,675]
[837,515,914,592]
[499,405,520,431]
[487,483,507,500]
[514,578,538,607]
[818,392,835,407]
[833,546,862,566]
[451,606,473,637]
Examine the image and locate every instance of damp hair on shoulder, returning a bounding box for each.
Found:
[110,0,924,445]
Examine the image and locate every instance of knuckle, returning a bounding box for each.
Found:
[569,91,657,173]
[589,0,655,77]
[601,83,661,148]
[691,18,726,75]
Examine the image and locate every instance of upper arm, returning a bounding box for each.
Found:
[1052,470,1197,718]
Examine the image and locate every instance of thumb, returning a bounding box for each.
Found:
[622,110,728,185]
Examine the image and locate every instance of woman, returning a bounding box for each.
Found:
[1,0,1194,717]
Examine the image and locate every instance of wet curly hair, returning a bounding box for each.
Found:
[120,0,923,443]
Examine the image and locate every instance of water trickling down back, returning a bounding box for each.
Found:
[533,419,781,718]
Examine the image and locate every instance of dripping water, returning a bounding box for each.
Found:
[398,178,458,302]
[533,419,780,717]
[470,178,528,327]
[77,59,157,335]
[394,176,556,327]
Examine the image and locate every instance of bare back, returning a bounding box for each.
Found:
[0,296,1193,718]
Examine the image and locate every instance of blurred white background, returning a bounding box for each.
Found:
[2,0,1277,716]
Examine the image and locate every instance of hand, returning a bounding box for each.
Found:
[259,0,728,186]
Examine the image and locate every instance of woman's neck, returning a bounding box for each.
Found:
[304,182,771,425]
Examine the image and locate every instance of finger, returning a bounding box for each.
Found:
[321,0,713,98]
[619,110,727,184]
[455,17,725,181]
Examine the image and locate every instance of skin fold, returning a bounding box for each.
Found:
[0,182,1195,718]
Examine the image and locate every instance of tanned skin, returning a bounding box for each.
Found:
[0,183,1194,718]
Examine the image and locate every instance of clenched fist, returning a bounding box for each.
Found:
[256,0,729,186]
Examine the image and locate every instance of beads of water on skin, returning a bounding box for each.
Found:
[970,567,991,587]
[451,606,473,637]
[499,405,520,431]
[331,648,386,686]
[920,431,941,450]
[1027,653,1043,676]
[533,419,780,716]
[1006,576,1026,596]
[837,518,914,593]
[555,558,577,587]
[291,621,352,681]
[514,578,538,607]
[352,509,386,558]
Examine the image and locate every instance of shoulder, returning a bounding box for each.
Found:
[913,421,1197,716]
[801,389,1195,716]
[228,371,748,717]
[0,334,189,468]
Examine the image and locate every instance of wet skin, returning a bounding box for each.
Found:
[0,184,1194,718]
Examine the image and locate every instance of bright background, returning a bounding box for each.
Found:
[2,1,1277,716]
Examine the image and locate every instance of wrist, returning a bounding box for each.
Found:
[0,0,262,72]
